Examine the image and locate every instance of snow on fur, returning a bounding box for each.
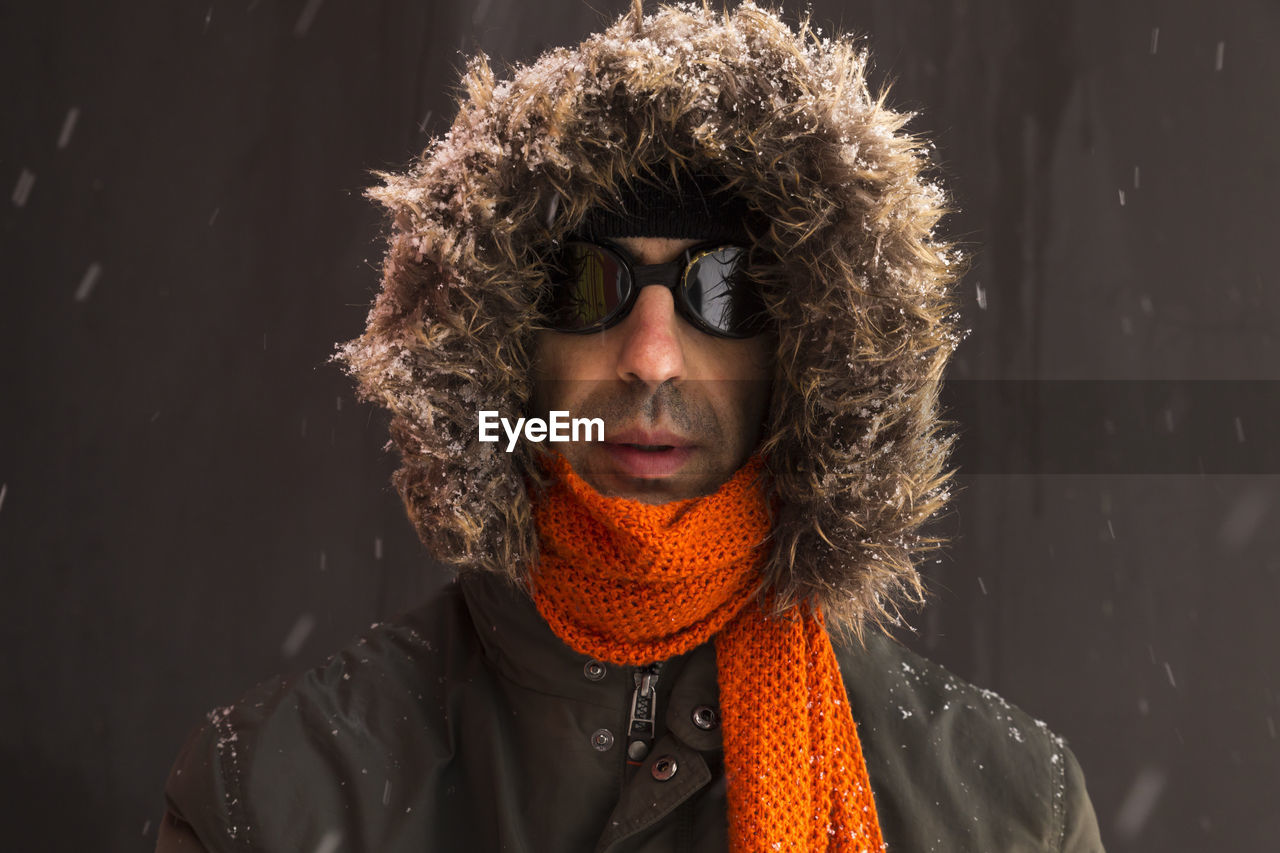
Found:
[332,1,965,639]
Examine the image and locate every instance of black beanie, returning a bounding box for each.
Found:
[573,171,752,244]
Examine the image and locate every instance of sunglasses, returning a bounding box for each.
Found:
[540,240,769,338]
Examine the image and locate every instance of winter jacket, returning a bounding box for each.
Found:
[158,6,1108,850]
[160,571,1104,852]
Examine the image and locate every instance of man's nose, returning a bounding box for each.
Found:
[615,284,686,386]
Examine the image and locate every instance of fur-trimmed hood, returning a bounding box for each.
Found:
[333,1,964,637]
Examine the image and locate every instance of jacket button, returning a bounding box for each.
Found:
[583,660,607,681]
[651,755,678,781]
[691,705,719,730]
[591,729,615,751]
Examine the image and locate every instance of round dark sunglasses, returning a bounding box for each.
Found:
[540,241,768,338]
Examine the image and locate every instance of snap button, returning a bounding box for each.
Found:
[651,755,678,781]
[691,705,719,730]
[583,660,607,681]
[627,740,649,761]
[590,729,615,751]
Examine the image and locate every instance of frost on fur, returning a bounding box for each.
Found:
[331,2,965,637]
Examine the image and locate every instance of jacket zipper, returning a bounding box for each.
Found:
[625,662,662,764]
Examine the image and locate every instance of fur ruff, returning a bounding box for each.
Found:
[332,1,965,639]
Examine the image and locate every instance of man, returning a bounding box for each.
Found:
[158,3,1105,850]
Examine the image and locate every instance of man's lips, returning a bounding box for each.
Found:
[604,429,693,449]
[599,429,696,479]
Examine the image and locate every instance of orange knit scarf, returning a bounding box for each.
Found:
[530,453,885,852]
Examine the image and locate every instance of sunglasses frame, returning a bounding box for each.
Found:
[542,239,768,339]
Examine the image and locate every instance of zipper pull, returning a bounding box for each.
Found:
[626,663,662,764]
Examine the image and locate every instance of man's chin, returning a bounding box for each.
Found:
[583,473,711,505]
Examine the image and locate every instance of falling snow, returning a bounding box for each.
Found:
[282,614,317,658]
[12,169,35,207]
[1116,767,1167,840]
[294,0,324,37]
[313,830,342,853]
[57,107,80,149]
[75,263,102,302]
[1219,489,1271,550]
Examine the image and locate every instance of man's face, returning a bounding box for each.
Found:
[530,236,773,504]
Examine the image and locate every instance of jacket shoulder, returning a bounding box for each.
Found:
[835,632,1105,852]
[163,582,475,852]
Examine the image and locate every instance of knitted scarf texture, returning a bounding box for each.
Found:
[530,453,885,852]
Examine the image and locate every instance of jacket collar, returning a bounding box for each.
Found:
[459,570,723,751]
[460,570,624,708]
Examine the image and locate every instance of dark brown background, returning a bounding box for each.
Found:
[2,1,1277,850]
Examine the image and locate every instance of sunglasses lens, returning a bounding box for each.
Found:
[545,243,631,330]
[683,247,766,336]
